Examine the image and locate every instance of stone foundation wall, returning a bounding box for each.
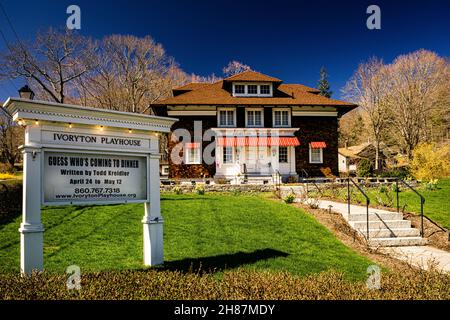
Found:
[160,183,275,193]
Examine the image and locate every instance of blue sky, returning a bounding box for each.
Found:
[0,0,449,102]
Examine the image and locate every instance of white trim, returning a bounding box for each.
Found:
[272,107,291,127]
[309,146,323,164]
[292,111,338,117]
[4,98,177,133]
[217,107,237,127]
[168,110,217,116]
[245,107,264,128]
[211,127,299,136]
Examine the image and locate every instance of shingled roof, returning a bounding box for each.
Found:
[153,70,357,109]
[223,70,282,82]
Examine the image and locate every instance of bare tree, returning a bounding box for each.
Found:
[0,28,98,103]
[385,50,449,158]
[223,60,252,76]
[0,108,23,170]
[71,35,187,113]
[342,58,390,170]
[189,73,221,83]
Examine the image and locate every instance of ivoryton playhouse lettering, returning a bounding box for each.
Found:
[4,98,177,275]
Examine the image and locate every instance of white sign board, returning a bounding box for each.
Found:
[43,152,148,204]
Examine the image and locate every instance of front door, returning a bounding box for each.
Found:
[246,147,270,174]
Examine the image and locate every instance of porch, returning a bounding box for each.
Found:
[211,128,300,184]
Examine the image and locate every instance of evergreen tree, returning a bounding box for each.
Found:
[317,67,333,98]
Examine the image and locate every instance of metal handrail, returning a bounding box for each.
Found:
[348,177,371,240]
[396,179,425,237]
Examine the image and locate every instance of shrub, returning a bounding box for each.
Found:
[283,194,295,204]
[286,175,298,184]
[381,168,409,179]
[0,162,15,174]
[378,185,388,194]
[0,173,17,180]
[410,143,450,181]
[0,180,22,225]
[357,159,373,177]
[172,186,182,195]
[195,185,205,195]
[0,268,448,300]
[425,179,439,191]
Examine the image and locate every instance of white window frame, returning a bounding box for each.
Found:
[273,108,291,127]
[185,145,202,164]
[223,146,234,164]
[309,146,323,164]
[217,107,236,127]
[245,107,264,128]
[279,146,289,163]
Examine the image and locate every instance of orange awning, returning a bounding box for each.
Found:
[217,137,300,147]
[310,141,327,149]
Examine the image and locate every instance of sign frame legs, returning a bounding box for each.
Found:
[20,146,44,275]
[142,152,164,266]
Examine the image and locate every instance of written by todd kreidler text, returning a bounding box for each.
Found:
[174,303,275,317]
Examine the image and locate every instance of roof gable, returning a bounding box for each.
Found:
[224,70,282,82]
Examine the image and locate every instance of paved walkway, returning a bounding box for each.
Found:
[315,199,450,273]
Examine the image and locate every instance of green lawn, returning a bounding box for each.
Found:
[0,193,372,280]
[311,179,450,229]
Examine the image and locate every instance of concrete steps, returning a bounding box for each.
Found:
[315,200,426,247]
[348,212,404,222]
[365,228,421,238]
[350,219,412,229]
[368,237,427,247]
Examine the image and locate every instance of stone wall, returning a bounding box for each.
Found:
[160,183,275,193]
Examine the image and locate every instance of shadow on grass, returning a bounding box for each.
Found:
[161,197,218,201]
[159,248,289,274]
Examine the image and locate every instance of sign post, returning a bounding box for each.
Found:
[4,98,177,275]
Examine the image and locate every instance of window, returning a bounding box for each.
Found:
[260,85,270,94]
[246,109,263,127]
[185,146,201,164]
[247,85,257,94]
[234,84,245,94]
[223,147,233,164]
[279,147,288,163]
[218,109,235,127]
[273,109,290,127]
[309,147,323,164]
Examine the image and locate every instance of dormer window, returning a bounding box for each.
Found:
[232,83,273,97]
